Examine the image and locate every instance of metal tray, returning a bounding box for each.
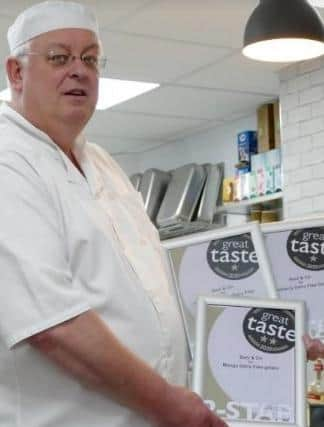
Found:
[129,173,142,191]
[195,163,224,223]
[156,163,206,228]
[139,168,171,223]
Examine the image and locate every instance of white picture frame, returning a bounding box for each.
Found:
[163,222,277,358]
[193,296,306,427]
[261,217,324,338]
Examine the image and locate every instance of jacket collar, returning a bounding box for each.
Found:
[0,102,103,196]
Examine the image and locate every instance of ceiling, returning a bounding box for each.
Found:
[0,0,323,155]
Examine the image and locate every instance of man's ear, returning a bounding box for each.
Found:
[6,57,23,92]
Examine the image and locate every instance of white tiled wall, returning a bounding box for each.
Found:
[115,58,324,222]
[116,114,257,178]
[279,58,324,218]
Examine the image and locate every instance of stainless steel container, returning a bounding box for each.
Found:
[156,163,206,228]
[139,168,171,223]
[196,163,224,223]
[129,173,142,191]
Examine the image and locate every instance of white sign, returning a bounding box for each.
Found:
[193,296,306,427]
[262,219,324,338]
[163,223,276,357]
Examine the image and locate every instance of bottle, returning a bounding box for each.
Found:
[307,359,324,400]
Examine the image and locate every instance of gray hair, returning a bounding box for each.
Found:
[6,37,105,90]
[10,38,104,58]
[11,41,31,59]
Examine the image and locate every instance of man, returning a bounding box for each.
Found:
[0,2,228,427]
[304,334,324,427]
[304,334,324,360]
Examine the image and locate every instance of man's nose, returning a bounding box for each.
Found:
[68,57,88,77]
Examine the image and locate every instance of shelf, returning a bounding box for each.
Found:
[215,192,283,215]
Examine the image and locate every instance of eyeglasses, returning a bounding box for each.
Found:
[19,49,107,72]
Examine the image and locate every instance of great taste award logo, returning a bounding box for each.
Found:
[243,308,295,353]
[287,227,324,271]
[206,233,259,280]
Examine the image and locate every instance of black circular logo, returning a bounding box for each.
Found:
[206,233,259,280]
[287,227,324,271]
[243,308,295,353]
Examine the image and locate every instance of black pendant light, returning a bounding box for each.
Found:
[243,0,324,62]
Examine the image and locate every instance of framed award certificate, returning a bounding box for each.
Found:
[163,222,276,357]
[193,296,306,427]
[262,217,324,337]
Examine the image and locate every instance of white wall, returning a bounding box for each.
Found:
[279,57,324,218]
[113,152,141,176]
[113,114,257,178]
[114,56,324,222]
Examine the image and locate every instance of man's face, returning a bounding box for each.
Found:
[19,28,100,132]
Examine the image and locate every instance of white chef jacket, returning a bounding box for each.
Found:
[0,103,187,427]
